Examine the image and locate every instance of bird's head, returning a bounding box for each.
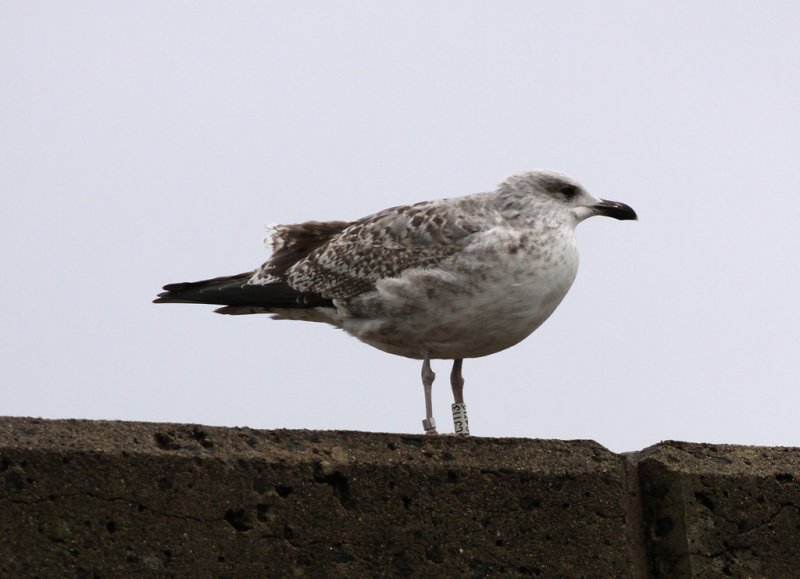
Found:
[496,170,637,225]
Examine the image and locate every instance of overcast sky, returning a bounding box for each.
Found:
[2,2,799,453]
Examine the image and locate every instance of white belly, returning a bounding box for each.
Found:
[340,226,580,359]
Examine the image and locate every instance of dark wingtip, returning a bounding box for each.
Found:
[152,272,333,310]
[153,291,189,304]
[153,281,200,304]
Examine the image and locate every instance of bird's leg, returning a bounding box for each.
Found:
[450,359,465,404]
[421,355,438,435]
[450,359,469,436]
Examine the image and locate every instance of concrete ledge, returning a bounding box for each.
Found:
[638,441,800,578]
[1,418,798,577]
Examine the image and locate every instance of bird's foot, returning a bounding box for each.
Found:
[422,417,438,435]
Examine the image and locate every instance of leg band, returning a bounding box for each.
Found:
[451,403,469,436]
[422,417,437,434]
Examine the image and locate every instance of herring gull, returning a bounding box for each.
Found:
[154,170,637,435]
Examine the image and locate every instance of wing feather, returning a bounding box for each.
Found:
[284,198,489,300]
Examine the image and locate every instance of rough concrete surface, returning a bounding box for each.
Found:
[638,441,800,579]
[2,419,799,578]
[1,417,645,578]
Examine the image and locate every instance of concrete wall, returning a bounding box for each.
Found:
[1,417,798,578]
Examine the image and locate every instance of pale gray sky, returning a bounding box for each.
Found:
[2,2,799,452]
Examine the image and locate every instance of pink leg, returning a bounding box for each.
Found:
[450,359,464,404]
[421,356,438,435]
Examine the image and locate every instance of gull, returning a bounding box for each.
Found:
[155,170,637,435]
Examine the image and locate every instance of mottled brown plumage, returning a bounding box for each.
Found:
[155,170,637,435]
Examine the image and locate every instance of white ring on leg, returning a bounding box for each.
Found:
[422,417,437,434]
[451,403,469,436]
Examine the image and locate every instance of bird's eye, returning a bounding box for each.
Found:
[559,184,578,198]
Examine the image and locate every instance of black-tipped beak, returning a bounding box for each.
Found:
[594,199,638,221]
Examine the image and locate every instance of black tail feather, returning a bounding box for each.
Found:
[154,272,333,310]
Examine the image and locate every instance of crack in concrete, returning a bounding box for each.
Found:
[4,491,223,527]
[85,493,222,526]
[695,500,798,535]
[735,502,799,535]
